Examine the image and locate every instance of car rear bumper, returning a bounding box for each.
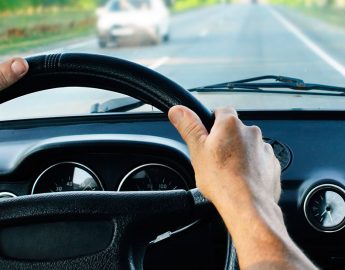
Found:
[98,25,157,41]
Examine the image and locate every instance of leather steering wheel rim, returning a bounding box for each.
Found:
[0,53,214,131]
[0,53,238,270]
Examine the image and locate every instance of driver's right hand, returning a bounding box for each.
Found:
[168,105,281,208]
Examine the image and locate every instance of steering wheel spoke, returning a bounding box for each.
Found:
[0,190,213,269]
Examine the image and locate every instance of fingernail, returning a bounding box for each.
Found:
[11,60,27,76]
[169,108,184,126]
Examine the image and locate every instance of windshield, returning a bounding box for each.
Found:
[107,0,151,11]
[1,0,345,120]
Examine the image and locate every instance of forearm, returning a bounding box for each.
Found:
[213,186,317,270]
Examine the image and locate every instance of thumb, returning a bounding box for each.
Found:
[168,105,208,152]
[0,58,29,91]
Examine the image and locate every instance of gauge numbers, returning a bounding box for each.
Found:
[118,163,188,191]
[32,162,103,194]
[304,184,345,233]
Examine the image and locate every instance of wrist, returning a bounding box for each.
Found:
[210,177,288,237]
[213,190,292,268]
[201,173,288,239]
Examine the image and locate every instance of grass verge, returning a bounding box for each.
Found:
[172,0,221,13]
[0,9,95,55]
[290,5,345,30]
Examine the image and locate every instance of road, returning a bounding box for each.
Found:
[1,3,345,119]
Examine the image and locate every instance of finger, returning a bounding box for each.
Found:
[0,58,29,91]
[168,105,208,152]
[270,154,282,203]
[247,125,262,140]
[214,107,238,119]
[211,107,242,135]
[264,142,274,154]
[273,160,282,203]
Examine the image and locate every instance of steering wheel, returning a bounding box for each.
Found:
[0,53,237,270]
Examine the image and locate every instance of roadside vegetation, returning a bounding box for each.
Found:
[0,0,105,55]
[0,9,95,54]
[0,0,222,55]
[173,0,222,12]
[270,0,345,29]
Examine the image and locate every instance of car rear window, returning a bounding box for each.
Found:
[108,0,151,11]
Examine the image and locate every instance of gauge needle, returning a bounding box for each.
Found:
[327,211,335,225]
[83,184,92,191]
[321,210,327,217]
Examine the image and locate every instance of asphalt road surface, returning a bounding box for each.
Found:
[1,3,345,119]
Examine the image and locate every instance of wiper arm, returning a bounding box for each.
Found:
[190,75,345,95]
[90,97,144,113]
[230,75,305,84]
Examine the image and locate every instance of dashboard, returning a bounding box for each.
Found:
[0,110,345,269]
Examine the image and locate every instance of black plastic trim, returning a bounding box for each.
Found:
[0,134,190,177]
[1,110,345,130]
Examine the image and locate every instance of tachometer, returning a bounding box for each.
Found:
[32,162,103,194]
[118,163,188,191]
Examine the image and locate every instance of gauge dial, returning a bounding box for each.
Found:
[263,138,292,171]
[118,163,188,191]
[32,162,103,194]
[304,184,345,232]
[0,192,16,201]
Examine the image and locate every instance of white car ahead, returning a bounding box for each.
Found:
[96,0,171,48]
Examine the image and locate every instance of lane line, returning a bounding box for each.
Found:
[267,5,345,78]
[66,39,97,50]
[149,56,170,70]
[27,38,96,57]
[30,49,61,56]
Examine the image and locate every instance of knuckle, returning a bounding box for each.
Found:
[0,70,9,89]
[215,107,238,119]
[275,157,281,170]
[264,142,274,153]
[249,125,262,137]
[226,114,239,127]
[219,106,237,115]
[182,122,202,143]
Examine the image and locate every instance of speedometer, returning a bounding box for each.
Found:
[32,162,103,194]
[118,163,188,191]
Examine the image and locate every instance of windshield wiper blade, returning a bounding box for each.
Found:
[190,75,345,95]
[90,97,144,113]
[229,75,305,84]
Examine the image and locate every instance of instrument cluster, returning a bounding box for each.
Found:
[31,162,188,195]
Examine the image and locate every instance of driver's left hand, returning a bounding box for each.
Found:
[0,58,29,91]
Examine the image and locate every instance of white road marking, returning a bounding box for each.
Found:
[199,29,209,37]
[267,5,345,78]
[148,56,170,70]
[66,39,97,50]
[30,49,61,57]
[27,39,96,57]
